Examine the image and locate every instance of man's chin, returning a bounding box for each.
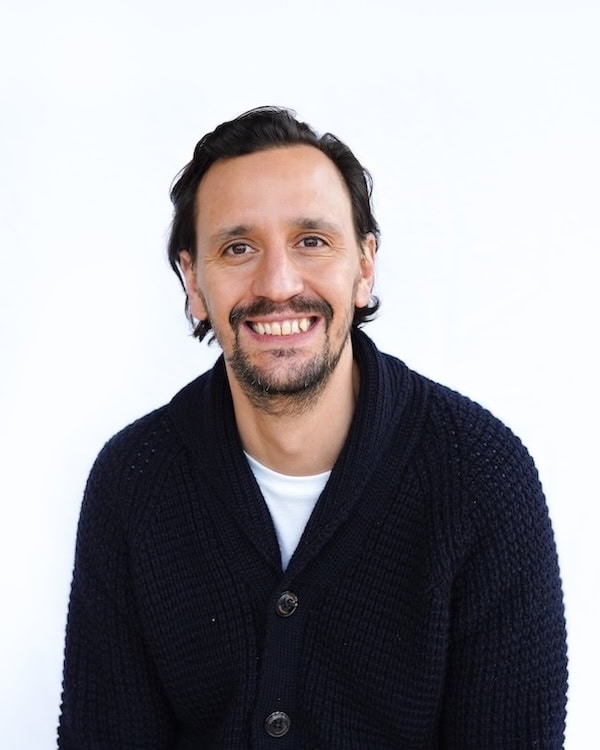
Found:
[235,364,330,397]
[227,350,337,412]
[224,324,352,412]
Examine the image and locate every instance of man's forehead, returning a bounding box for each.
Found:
[193,145,352,218]
[197,145,345,192]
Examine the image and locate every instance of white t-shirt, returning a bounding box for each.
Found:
[245,453,331,570]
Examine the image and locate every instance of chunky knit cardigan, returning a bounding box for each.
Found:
[58,331,567,748]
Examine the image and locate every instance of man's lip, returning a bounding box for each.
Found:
[230,298,333,331]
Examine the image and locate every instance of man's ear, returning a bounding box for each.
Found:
[354,233,377,309]
[179,250,208,321]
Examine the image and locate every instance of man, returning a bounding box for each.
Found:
[58,107,568,748]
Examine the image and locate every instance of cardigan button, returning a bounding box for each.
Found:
[265,710,291,737]
[275,591,298,617]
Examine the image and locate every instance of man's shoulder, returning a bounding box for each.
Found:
[426,373,525,455]
[380,355,548,542]
[358,332,519,449]
[90,368,216,489]
[406,364,541,504]
[88,404,177,494]
[376,343,531,470]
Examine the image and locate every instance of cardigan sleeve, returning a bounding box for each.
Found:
[57,445,178,749]
[438,418,568,748]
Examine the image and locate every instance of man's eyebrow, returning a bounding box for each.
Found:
[207,218,344,245]
[293,217,343,234]
[208,225,252,245]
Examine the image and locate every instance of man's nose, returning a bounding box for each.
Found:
[250,246,304,301]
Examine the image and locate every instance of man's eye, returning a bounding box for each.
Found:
[299,236,325,248]
[224,243,251,256]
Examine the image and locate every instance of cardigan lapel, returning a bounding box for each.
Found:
[168,358,282,571]
[285,330,428,577]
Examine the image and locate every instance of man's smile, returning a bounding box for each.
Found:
[247,317,315,336]
[229,296,333,342]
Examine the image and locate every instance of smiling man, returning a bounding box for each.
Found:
[58,107,568,748]
[183,145,374,400]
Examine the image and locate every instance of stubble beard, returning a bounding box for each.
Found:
[218,296,355,416]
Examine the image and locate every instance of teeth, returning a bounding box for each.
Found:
[251,318,311,336]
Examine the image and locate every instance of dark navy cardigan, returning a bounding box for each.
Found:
[58,331,567,748]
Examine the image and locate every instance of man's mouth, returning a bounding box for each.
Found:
[248,317,314,336]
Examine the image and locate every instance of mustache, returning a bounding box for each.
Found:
[229,297,334,328]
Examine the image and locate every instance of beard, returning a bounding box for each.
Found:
[215,295,355,414]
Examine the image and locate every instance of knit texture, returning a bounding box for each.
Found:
[58,331,568,748]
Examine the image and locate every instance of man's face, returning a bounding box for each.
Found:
[180,145,375,408]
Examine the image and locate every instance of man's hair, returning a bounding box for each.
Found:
[167,106,381,341]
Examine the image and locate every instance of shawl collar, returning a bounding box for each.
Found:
[167,330,429,575]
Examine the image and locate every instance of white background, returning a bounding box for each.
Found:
[1,1,598,747]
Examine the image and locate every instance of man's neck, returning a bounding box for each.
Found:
[226,342,359,476]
